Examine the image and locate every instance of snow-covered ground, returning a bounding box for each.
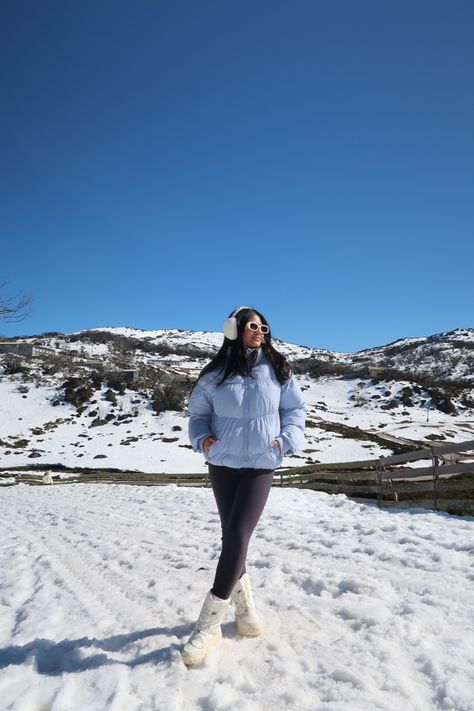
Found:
[1,484,473,710]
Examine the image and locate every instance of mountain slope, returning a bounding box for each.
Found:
[1,326,473,474]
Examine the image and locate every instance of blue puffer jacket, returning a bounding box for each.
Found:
[188,348,306,469]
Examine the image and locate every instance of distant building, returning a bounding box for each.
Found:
[0,342,58,357]
[83,360,105,371]
[0,341,34,356]
[82,361,137,383]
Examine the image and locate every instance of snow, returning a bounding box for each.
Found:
[0,380,205,473]
[0,484,473,710]
[1,367,473,474]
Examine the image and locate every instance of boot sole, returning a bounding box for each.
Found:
[235,621,263,637]
[181,628,222,667]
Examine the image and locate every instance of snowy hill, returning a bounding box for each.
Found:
[1,326,474,474]
[349,327,474,383]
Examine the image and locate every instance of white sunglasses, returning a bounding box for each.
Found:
[246,321,269,334]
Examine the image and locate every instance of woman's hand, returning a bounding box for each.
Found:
[270,439,281,453]
[203,436,219,455]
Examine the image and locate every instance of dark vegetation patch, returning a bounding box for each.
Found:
[66,329,215,360]
[292,357,352,378]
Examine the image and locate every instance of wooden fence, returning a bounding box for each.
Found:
[276,438,474,515]
[1,439,473,515]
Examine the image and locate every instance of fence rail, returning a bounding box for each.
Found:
[277,438,474,515]
[1,438,474,515]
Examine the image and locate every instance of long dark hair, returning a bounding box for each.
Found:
[199,307,292,386]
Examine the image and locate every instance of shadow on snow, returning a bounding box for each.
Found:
[0,623,194,674]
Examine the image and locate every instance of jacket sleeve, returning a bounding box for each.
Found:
[276,374,306,455]
[188,380,214,453]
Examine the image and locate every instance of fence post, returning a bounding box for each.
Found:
[431,448,439,511]
[376,459,384,508]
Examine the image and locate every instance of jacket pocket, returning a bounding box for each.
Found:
[206,440,220,463]
[263,444,283,467]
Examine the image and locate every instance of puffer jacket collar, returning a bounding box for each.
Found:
[245,346,263,367]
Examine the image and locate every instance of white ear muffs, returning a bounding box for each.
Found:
[223,306,252,340]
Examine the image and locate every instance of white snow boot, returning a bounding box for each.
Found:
[181,590,231,666]
[231,573,263,637]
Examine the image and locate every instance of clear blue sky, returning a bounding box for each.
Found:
[1,0,473,352]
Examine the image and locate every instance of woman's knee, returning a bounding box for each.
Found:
[222,528,248,554]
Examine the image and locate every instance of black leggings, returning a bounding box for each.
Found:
[209,464,274,600]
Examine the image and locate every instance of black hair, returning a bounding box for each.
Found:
[198,307,292,386]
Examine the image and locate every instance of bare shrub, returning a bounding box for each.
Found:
[151,379,187,413]
[3,354,27,375]
[37,352,73,376]
[135,365,190,413]
[61,376,101,409]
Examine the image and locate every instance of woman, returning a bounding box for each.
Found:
[182,306,306,666]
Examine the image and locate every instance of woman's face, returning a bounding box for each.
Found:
[242,312,266,349]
